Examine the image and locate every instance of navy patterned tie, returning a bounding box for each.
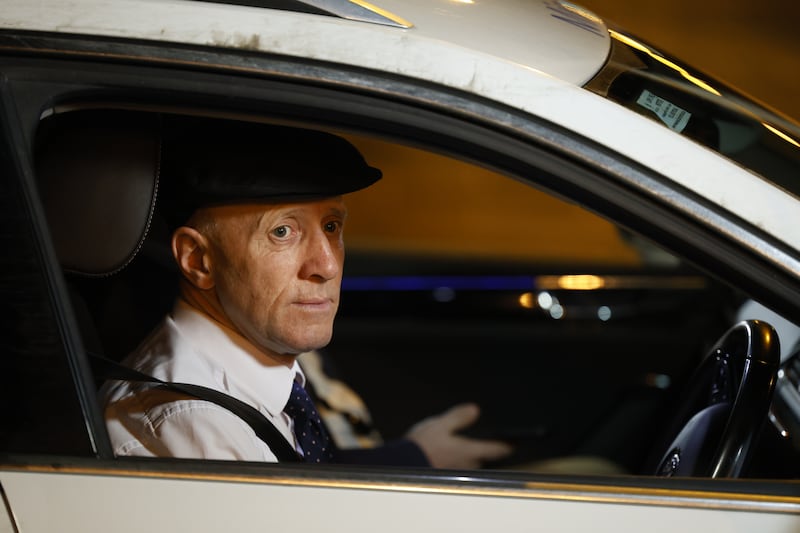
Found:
[284,380,335,463]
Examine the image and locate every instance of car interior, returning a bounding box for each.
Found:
[23,103,800,479]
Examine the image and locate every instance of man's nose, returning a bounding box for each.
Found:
[301,230,341,281]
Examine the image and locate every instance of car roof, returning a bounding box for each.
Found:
[353,0,610,85]
[0,0,610,86]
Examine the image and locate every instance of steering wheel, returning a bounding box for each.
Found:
[654,320,780,478]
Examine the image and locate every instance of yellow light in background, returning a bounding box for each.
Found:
[519,292,535,309]
[557,274,605,290]
[450,0,475,3]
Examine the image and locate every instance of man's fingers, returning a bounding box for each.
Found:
[406,402,515,468]
[437,402,481,432]
[462,437,514,461]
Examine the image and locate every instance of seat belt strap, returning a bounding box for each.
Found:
[90,353,302,462]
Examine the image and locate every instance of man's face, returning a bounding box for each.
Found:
[202,197,346,357]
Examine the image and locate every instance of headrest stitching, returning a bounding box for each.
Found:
[62,129,162,278]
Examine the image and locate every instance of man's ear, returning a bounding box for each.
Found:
[171,226,215,290]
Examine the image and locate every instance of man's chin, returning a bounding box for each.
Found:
[284,331,334,355]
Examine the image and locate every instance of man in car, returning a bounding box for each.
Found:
[102,116,512,467]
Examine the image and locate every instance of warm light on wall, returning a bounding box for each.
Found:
[342,134,643,266]
[557,274,605,290]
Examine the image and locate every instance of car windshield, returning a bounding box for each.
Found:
[586,28,800,199]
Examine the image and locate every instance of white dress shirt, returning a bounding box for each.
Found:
[102,299,303,461]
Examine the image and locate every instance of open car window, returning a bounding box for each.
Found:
[22,103,790,478]
[318,133,751,474]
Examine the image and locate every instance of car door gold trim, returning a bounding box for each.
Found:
[5,463,800,514]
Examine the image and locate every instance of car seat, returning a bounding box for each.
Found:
[35,108,178,361]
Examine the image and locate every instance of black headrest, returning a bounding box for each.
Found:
[35,110,160,276]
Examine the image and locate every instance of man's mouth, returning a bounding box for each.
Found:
[293,298,335,311]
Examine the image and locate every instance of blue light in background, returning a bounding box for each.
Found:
[341,275,536,291]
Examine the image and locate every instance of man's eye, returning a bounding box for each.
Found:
[324,221,341,233]
[272,225,291,238]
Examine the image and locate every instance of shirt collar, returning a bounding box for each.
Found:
[170,299,305,416]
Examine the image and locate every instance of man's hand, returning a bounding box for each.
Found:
[406,403,513,469]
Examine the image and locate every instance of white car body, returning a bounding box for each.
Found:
[1,1,799,531]
[2,468,799,533]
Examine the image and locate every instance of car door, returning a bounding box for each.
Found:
[1,28,799,533]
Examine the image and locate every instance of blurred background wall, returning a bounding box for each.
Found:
[579,0,800,123]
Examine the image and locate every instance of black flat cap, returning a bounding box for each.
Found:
[160,116,382,227]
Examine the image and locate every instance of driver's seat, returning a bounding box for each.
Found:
[35,108,177,361]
